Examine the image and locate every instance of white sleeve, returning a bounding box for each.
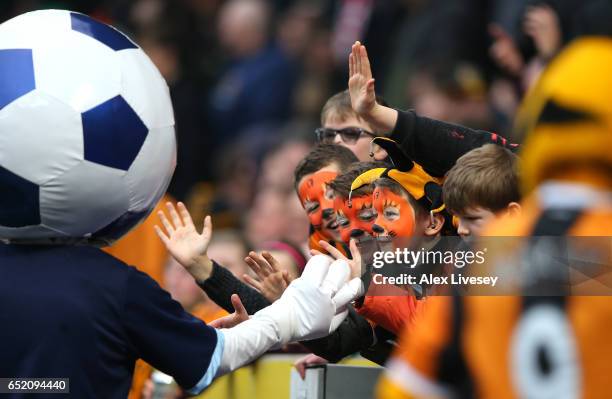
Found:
[216,302,284,375]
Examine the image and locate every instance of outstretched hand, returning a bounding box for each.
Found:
[348,41,377,116]
[210,294,249,329]
[316,239,363,280]
[243,251,294,302]
[155,202,214,281]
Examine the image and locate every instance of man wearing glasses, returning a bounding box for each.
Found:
[315,90,388,161]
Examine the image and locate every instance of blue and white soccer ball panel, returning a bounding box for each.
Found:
[0,10,176,244]
[32,27,122,113]
[0,91,83,185]
[0,49,35,110]
[118,49,175,129]
[82,95,150,171]
[40,160,131,236]
[0,9,68,47]
[125,125,176,212]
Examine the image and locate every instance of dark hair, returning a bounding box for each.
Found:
[443,144,520,214]
[328,161,389,198]
[293,144,358,188]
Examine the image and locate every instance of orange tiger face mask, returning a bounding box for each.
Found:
[371,187,416,238]
[297,171,339,239]
[334,194,376,243]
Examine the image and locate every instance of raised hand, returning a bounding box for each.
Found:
[243,251,293,302]
[489,24,524,76]
[523,4,561,60]
[155,202,213,282]
[348,41,376,116]
[209,294,249,329]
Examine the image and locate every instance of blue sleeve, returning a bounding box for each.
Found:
[122,267,223,393]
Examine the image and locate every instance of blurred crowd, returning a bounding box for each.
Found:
[5,0,609,255]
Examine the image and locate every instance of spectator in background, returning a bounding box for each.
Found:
[209,0,298,146]
[206,228,251,280]
[139,31,209,200]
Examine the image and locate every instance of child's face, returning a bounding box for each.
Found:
[455,207,497,238]
[322,115,384,161]
[371,187,416,238]
[297,167,340,241]
[333,194,376,243]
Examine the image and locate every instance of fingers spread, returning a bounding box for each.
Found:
[245,256,264,278]
[177,202,195,229]
[166,202,183,229]
[243,274,263,292]
[157,211,174,235]
[318,240,347,261]
[153,225,169,245]
[250,251,273,275]
[262,251,281,272]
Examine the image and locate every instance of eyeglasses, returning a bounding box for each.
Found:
[315,127,375,145]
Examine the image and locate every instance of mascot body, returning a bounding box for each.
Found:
[0,10,359,399]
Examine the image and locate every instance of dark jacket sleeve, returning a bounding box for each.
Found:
[199,261,271,314]
[300,306,393,365]
[390,109,518,177]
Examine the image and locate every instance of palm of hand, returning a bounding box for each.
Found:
[349,75,374,115]
[167,226,207,266]
[348,42,375,115]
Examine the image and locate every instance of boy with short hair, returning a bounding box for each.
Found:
[293,143,358,250]
[443,143,521,238]
[317,90,387,161]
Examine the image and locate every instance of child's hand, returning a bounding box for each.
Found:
[243,251,293,302]
[209,294,249,329]
[318,239,363,280]
[294,354,329,380]
[348,41,377,116]
[155,202,213,282]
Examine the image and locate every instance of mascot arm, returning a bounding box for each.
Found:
[216,255,363,375]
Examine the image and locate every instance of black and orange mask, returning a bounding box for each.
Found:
[371,187,416,238]
[350,137,445,238]
[334,193,376,243]
[297,170,338,235]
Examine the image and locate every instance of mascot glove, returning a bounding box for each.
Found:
[253,254,365,344]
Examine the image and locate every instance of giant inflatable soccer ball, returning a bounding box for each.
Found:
[0,10,176,245]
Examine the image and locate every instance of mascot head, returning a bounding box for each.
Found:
[0,10,176,245]
[516,37,612,193]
